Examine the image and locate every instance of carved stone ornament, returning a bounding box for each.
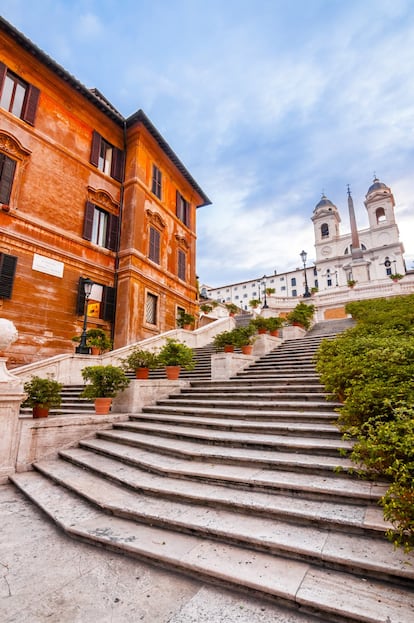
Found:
[87,187,119,212]
[175,234,190,249]
[146,209,166,230]
[0,131,31,161]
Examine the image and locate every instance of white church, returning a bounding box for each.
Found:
[204,177,408,314]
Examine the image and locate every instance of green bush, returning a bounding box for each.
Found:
[315,295,414,550]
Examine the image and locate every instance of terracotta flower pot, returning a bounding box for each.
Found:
[135,367,150,379]
[33,405,49,418]
[269,330,279,337]
[241,345,253,355]
[224,345,234,353]
[90,347,101,355]
[165,365,181,380]
[258,328,267,334]
[94,397,112,415]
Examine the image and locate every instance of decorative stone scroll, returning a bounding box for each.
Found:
[145,209,166,230]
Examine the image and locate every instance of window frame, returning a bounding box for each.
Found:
[176,190,190,226]
[177,249,186,281]
[151,164,162,199]
[145,292,158,325]
[0,63,40,125]
[0,153,17,205]
[149,226,161,264]
[82,201,119,251]
[90,131,124,182]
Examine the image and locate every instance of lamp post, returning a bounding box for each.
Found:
[300,250,311,298]
[262,275,269,308]
[76,278,94,354]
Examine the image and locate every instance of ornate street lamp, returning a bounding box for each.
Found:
[300,250,311,298]
[262,275,269,308]
[76,278,94,354]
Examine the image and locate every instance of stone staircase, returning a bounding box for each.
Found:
[11,321,414,622]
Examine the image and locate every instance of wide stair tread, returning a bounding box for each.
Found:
[11,470,414,623]
[82,432,367,490]
[111,421,349,455]
[142,404,339,422]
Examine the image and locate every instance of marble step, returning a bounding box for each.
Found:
[28,459,414,585]
[11,471,414,623]
[166,391,334,402]
[56,446,386,535]
[84,432,363,489]
[142,403,338,423]
[152,397,340,413]
[183,383,325,393]
[127,412,341,438]
[109,421,349,455]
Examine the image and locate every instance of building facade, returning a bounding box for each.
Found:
[0,17,210,366]
[205,179,406,308]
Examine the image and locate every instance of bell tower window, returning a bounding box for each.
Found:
[376,207,386,224]
[321,223,329,238]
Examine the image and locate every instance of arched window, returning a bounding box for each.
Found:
[321,223,329,238]
[376,207,386,224]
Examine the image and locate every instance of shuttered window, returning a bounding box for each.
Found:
[0,154,16,204]
[145,292,158,325]
[0,253,17,299]
[82,202,119,251]
[176,191,190,226]
[151,165,162,199]
[149,227,161,264]
[90,131,124,182]
[0,63,39,125]
[76,277,116,323]
[178,249,186,281]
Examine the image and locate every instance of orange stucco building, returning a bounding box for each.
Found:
[0,17,210,366]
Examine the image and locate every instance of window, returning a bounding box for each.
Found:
[90,131,124,181]
[145,292,158,324]
[177,249,186,281]
[242,285,247,289]
[149,227,161,264]
[0,63,40,125]
[321,223,329,238]
[376,207,386,224]
[281,286,286,291]
[152,165,162,199]
[83,202,119,251]
[327,278,332,287]
[0,253,17,299]
[76,278,115,322]
[0,153,16,204]
[384,257,392,276]
[291,277,296,286]
[176,191,190,226]
[292,289,297,297]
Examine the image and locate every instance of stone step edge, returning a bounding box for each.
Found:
[31,459,409,585]
[105,425,350,457]
[10,471,413,623]
[58,448,389,536]
[126,414,341,436]
[80,437,382,504]
[141,405,339,420]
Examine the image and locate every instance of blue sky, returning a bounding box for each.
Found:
[2,0,414,286]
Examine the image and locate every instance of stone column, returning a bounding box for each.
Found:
[0,320,25,483]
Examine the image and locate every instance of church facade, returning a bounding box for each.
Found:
[205,178,406,307]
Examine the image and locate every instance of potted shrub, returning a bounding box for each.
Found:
[81,365,130,414]
[265,316,284,336]
[249,299,261,310]
[286,302,315,330]
[233,326,256,355]
[22,375,63,418]
[158,339,195,379]
[120,347,160,379]
[213,330,238,353]
[176,310,196,330]
[250,316,268,334]
[225,302,239,316]
[72,328,112,355]
[347,279,357,288]
[200,303,213,314]
[390,273,404,282]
